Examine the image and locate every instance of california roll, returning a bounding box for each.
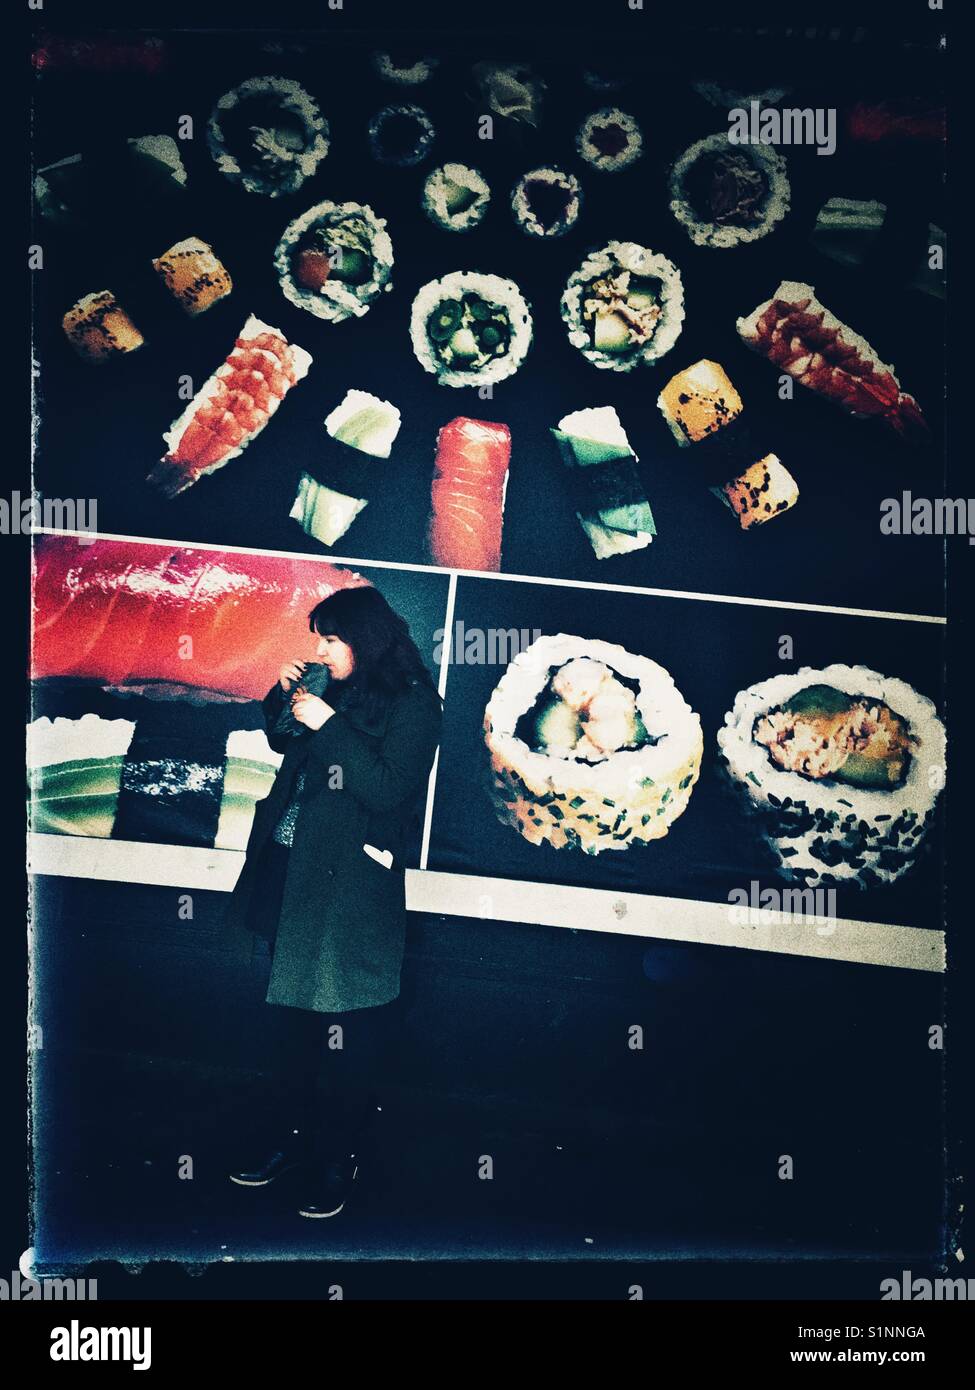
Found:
[367,103,435,166]
[717,665,946,888]
[576,108,643,172]
[371,52,439,86]
[561,241,684,372]
[485,634,703,854]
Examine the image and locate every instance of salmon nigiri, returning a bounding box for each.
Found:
[427,417,511,572]
[32,534,366,699]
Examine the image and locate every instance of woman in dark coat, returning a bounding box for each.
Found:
[222,585,442,1219]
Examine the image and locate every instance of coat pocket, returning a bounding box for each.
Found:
[362,842,394,870]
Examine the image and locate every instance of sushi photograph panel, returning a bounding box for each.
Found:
[30,21,946,615]
[425,572,946,945]
[29,533,450,871]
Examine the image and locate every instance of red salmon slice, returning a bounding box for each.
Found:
[32,536,368,698]
[427,418,511,571]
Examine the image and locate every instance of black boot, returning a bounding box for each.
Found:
[293,1097,382,1217]
[296,1153,359,1219]
[228,1125,310,1187]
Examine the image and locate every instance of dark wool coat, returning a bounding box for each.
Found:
[223,676,443,1013]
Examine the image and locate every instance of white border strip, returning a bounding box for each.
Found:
[419,571,457,871]
[32,528,946,626]
[28,835,944,974]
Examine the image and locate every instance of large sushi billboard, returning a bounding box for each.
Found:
[29,532,946,973]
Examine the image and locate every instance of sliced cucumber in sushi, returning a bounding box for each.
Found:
[330,248,371,285]
[625,277,659,310]
[428,301,462,341]
[781,684,855,718]
[834,751,904,790]
[533,697,583,753]
[594,311,631,353]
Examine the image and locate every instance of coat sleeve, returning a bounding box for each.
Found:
[261,682,294,755]
[304,686,443,813]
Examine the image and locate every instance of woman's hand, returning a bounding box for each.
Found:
[279,659,307,691]
[291,691,334,731]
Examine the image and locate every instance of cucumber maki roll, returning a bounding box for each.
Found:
[484,634,703,854]
[551,406,655,558]
[561,241,685,372]
[422,163,491,232]
[717,665,946,888]
[274,201,394,323]
[669,132,790,249]
[28,714,136,839]
[207,76,330,197]
[27,717,282,852]
[410,270,533,387]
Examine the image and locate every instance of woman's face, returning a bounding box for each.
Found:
[315,631,356,681]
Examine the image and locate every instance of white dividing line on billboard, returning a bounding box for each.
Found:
[28,834,944,974]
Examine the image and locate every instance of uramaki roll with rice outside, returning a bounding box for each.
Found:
[485,634,703,854]
[717,664,946,888]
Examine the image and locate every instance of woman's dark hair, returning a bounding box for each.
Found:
[308,585,438,717]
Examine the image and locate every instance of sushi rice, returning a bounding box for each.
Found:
[207,76,330,197]
[485,634,703,854]
[274,201,394,324]
[510,167,582,238]
[668,132,791,249]
[576,108,643,172]
[561,241,685,372]
[422,163,491,232]
[367,103,436,166]
[371,52,439,85]
[410,270,533,388]
[717,664,946,888]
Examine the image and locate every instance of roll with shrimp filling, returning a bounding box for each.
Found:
[485,634,703,854]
